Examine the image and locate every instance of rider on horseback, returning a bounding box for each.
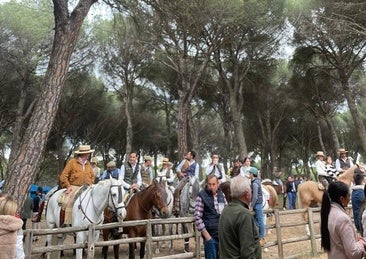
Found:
[120,152,142,202]
[58,145,95,227]
[315,151,336,189]
[173,150,200,216]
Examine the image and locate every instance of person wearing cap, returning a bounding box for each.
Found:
[336,148,354,174]
[59,144,95,226]
[91,157,101,183]
[100,161,121,180]
[141,155,153,187]
[120,152,142,192]
[205,154,226,184]
[248,167,266,246]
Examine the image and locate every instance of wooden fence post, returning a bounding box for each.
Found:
[24,229,33,259]
[146,219,153,259]
[194,224,201,259]
[87,224,95,259]
[274,209,284,259]
[308,208,317,257]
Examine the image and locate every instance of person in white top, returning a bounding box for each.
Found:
[156,157,175,184]
[120,152,142,191]
[240,157,251,178]
[335,148,354,174]
[205,154,226,184]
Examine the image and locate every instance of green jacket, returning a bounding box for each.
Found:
[219,199,261,259]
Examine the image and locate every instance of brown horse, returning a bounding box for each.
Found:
[102,180,170,259]
[297,165,359,222]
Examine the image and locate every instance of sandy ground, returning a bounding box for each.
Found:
[26,209,328,259]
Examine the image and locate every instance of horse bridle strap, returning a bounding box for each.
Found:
[78,187,104,225]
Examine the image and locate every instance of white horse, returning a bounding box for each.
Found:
[45,178,126,259]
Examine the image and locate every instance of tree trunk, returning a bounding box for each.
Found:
[229,95,247,159]
[177,94,189,159]
[316,118,326,154]
[3,0,97,211]
[341,79,366,155]
[125,91,133,155]
[324,117,340,157]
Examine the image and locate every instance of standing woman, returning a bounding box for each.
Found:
[321,181,366,258]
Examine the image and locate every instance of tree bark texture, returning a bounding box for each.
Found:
[3,0,97,211]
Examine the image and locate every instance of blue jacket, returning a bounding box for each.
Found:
[351,185,365,231]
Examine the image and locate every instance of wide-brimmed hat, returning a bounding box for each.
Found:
[91,157,98,163]
[162,157,170,164]
[74,145,94,154]
[316,151,324,157]
[339,148,348,154]
[144,155,152,161]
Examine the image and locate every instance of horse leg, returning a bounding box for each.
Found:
[140,241,146,259]
[129,242,135,259]
[102,229,109,259]
[182,223,190,252]
[113,243,120,259]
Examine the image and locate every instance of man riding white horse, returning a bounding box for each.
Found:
[58,144,95,227]
[173,150,200,216]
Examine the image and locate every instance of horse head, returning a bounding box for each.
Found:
[107,178,127,221]
[151,179,170,218]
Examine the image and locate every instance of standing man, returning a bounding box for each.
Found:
[194,174,226,259]
[205,154,226,184]
[248,167,266,246]
[336,148,353,174]
[173,150,200,216]
[219,176,261,258]
[140,156,153,187]
[59,144,95,226]
[100,161,121,180]
[351,171,365,232]
[286,176,297,210]
[120,152,142,192]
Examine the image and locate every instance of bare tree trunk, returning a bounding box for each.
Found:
[230,97,247,159]
[316,118,326,154]
[324,117,340,157]
[3,0,97,210]
[177,95,189,159]
[342,79,366,155]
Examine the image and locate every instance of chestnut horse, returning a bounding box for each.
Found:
[102,180,170,259]
[297,165,359,222]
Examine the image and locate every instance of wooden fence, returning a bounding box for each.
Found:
[24,208,328,259]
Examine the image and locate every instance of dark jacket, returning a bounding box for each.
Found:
[197,188,225,239]
[351,185,365,231]
[219,199,261,259]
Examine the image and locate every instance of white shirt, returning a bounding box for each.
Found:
[120,163,142,189]
[205,164,226,183]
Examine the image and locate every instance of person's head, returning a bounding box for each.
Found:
[243,157,251,167]
[162,158,170,168]
[325,156,333,165]
[249,167,259,179]
[230,176,251,205]
[0,195,17,216]
[321,181,350,251]
[354,171,364,185]
[91,157,98,167]
[186,150,196,161]
[211,154,219,165]
[75,144,94,160]
[205,174,219,194]
[144,156,152,166]
[233,159,241,167]
[37,187,43,195]
[316,151,324,161]
[339,148,347,158]
[106,161,116,171]
[128,152,138,165]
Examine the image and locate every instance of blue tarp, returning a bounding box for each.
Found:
[29,184,53,199]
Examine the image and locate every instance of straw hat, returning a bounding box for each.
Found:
[316,151,324,157]
[74,145,94,154]
[162,157,170,164]
[144,156,152,161]
[338,148,348,154]
[90,157,98,164]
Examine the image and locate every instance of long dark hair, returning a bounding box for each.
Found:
[320,181,349,251]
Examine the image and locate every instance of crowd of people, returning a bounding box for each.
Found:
[3,144,366,258]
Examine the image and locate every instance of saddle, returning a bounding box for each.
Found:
[124,189,137,207]
[58,185,88,227]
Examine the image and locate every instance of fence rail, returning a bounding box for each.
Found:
[24,208,327,259]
